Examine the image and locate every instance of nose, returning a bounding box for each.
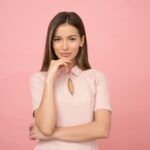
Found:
[62,40,68,51]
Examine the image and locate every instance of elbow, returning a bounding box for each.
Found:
[38,123,55,136]
[102,129,110,138]
[97,129,110,139]
[97,125,111,139]
[41,128,54,136]
[35,119,55,136]
[34,111,56,136]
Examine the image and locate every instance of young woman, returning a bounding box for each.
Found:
[29,11,112,150]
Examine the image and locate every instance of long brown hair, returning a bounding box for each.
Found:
[39,11,92,72]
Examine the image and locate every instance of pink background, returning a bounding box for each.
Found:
[0,0,150,149]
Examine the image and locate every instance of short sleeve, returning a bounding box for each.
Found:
[29,72,45,115]
[94,71,112,113]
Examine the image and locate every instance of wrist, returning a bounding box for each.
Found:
[45,78,55,86]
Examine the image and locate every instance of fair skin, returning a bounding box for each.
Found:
[53,23,84,67]
[29,110,111,142]
[29,23,112,142]
[31,23,84,136]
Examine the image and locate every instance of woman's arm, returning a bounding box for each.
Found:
[51,122,104,142]
[34,79,57,136]
[32,60,72,136]
[29,109,111,142]
[50,109,112,142]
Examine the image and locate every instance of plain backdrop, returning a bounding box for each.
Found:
[0,0,150,149]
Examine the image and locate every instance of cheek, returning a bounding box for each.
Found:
[52,44,61,55]
[71,44,80,53]
[71,48,80,58]
[70,41,80,50]
[53,43,59,50]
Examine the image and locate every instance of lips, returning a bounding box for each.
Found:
[60,53,71,57]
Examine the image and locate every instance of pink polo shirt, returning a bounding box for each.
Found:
[29,65,112,150]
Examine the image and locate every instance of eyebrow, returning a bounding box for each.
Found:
[53,35,78,38]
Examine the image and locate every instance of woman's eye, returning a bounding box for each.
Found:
[70,38,76,41]
[53,38,76,42]
[53,38,60,41]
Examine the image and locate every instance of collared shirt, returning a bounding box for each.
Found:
[29,65,112,150]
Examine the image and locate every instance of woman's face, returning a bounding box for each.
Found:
[52,23,84,65]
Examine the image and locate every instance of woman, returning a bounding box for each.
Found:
[29,11,112,150]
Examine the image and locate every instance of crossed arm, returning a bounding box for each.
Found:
[29,109,112,142]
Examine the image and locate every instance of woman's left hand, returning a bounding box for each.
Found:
[29,122,53,140]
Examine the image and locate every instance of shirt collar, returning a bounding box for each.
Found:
[62,65,82,76]
[71,65,82,76]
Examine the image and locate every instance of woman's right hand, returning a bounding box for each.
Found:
[46,58,72,82]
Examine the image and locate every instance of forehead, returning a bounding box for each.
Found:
[54,23,79,36]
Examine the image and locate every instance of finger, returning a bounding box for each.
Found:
[29,137,36,140]
[29,125,33,132]
[59,58,72,62]
[57,59,72,66]
[62,62,70,73]
[59,59,72,65]
[29,135,36,140]
[29,124,35,132]
[29,131,33,136]
[29,122,34,129]
[57,61,68,69]
[29,127,35,135]
[29,122,35,126]
[29,132,36,140]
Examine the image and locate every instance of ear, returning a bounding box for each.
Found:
[80,35,85,47]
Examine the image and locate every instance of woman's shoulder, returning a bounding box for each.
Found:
[84,68,107,79]
[30,71,47,83]
[81,68,108,92]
